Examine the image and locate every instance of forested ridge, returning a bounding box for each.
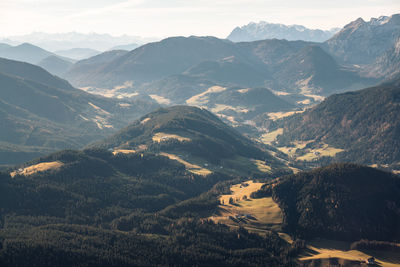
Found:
[0,149,300,266]
[254,163,400,241]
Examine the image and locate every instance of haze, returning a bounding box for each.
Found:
[0,0,399,38]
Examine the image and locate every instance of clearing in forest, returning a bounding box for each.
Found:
[152,132,191,143]
[210,180,283,231]
[159,152,212,176]
[10,161,63,177]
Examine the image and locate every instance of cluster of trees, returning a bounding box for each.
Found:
[264,163,400,241]
[350,239,400,252]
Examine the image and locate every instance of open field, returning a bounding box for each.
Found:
[159,152,212,176]
[300,239,400,267]
[140,117,151,124]
[260,128,283,145]
[219,156,273,176]
[211,104,249,114]
[251,159,272,173]
[112,149,136,155]
[267,110,304,121]
[152,132,191,143]
[149,94,171,105]
[186,86,226,106]
[210,180,283,231]
[277,140,313,156]
[276,141,344,161]
[10,161,63,177]
[296,143,344,161]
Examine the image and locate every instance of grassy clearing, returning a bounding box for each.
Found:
[260,128,283,145]
[277,141,313,157]
[159,152,212,176]
[88,102,111,115]
[211,104,249,114]
[251,159,272,173]
[297,99,311,105]
[267,110,305,121]
[271,90,291,96]
[296,143,344,161]
[93,115,113,129]
[299,239,400,267]
[237,88,250,93]
[219,156,272,176]
[11,161,63,178]
[149,94,171,105]
[277,141,344,161]
[216,113,238,125]
[186,86,226,106]
[112,149,136,155]
[210,181,283,231]
[140,118,151,124]
[152,132,191,143]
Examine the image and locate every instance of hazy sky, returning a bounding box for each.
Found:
[0,0,399,38]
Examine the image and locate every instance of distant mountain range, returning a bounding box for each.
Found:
[109,43,139,51]
[1,32,158,51]
[227,21,339,42]
[0,58,158,166]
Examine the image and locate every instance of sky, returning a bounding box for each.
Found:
[0,0,399,38]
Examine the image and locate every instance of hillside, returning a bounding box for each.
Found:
[0,58,158,166]
[273,80,400,168]
[63,49,129,86]
[262,163,400,241]
[228,21,337,42]
[54,48,100,60]
[0,43,56,64]
[37,55,73,77]
[271,45,372,95]
[94,105,290,177]
[367,38,400,80]
[0,57,74,90]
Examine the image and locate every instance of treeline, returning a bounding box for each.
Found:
[0,219,300,266]
[350,239,400,252]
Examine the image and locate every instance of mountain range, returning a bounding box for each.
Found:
[1,32,158,51]
[324,14,400,65]
[227,22,339,42]
[63,36,373,100]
